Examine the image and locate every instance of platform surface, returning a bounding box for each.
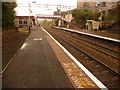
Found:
[2,27,73,88]
[75,29,119,40]
[2,26,107,89]
[53,26,120,43]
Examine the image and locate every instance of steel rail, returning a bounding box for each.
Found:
[55,30,120,60]
[48,30,120,76]
[53,26,120,43]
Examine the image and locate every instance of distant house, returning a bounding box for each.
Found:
[15,16,36,29]
[77,0,118,11]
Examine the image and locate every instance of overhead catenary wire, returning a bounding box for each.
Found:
[17,3,77,9]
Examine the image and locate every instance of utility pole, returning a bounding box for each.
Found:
[100,10,103,29]
[28,1,36,33]
[96,2,103,29]
[68,6,70,28]
[59,5,62,27]
[57,5,62,27]
[28,2,31,33]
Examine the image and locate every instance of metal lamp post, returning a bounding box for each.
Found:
[28,1,36,33]
[98,9,103,29]
[68,6,71,28]
[28,2,31,32]
[96,2,103,29]
[59,5,62,27]
[57,5,62,26]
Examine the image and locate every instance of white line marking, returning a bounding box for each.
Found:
[1,35,30,74]
[2,35,30,74]
[1,49,19,74]
[53,26,120,43]
[42,27,108,90]
[21,43,27,49]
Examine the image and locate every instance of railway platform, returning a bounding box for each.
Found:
[53,26,120,43]
[2,27,107,89]
[75,29,119,40]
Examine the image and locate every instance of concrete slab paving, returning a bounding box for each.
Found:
[2,27,73,88]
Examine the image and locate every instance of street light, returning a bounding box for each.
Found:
[28,2,30,32]
[68,6,71,28]
[98,9,103,29]
[28,1,36,33]
[57,5,62,26]
[96,2,103,29]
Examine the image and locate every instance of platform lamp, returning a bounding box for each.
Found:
[28,1,36,31]
[96,2,103,29]
[57,5,62,26]
[68,6,71,28]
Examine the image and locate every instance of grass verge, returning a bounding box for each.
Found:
[18,29,29,33]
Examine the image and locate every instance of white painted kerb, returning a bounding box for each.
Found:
[42,27,108,90]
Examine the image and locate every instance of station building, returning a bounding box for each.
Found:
[15,16,36,29]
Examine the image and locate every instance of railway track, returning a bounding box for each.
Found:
[70,33,119,58]
[45,27,120,88]
[48,28,119,73]
[57,30,120,57]
[58,30,119,60]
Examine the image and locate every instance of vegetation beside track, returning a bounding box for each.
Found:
[18,29,29,33]
[2,29,30,69]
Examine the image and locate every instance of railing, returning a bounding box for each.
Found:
[101,21,117,29]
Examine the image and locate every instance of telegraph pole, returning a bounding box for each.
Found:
[57,5,62,27]
[28,1,36,33]
[28,2,31,33]
[68,6,70,28]
[59,5,62,27]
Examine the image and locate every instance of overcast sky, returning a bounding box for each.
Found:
[15,0,119,16]
[15,0,77,16]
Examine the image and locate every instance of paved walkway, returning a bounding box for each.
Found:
[2,27,73,88]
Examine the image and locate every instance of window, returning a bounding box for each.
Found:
[101,2,106,7]
[24,20,27,24]
[19,19,22,24]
